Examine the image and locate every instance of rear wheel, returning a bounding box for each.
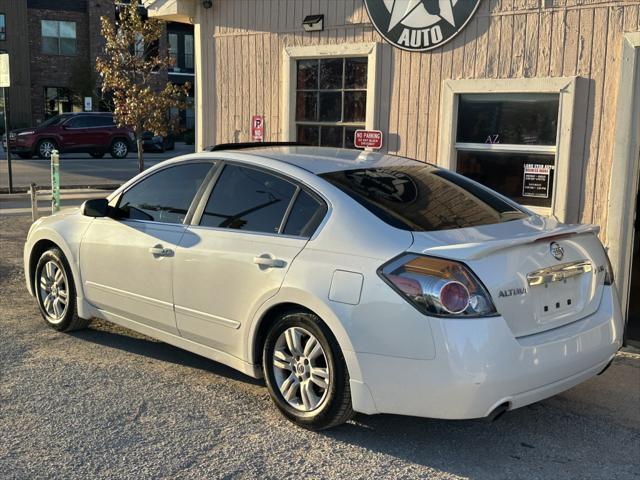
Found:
[262,311,354,430]
[36,139,57,159]
[34,248,90,332]
[110,139,129,158]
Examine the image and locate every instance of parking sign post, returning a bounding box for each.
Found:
[1,53,13,193]
[51,150,60,213]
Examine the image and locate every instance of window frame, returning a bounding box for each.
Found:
[281,42,379,144]
[439,77,581,222]
[112,160,218,226]
[190,160,329,239]
[41,19,76,56]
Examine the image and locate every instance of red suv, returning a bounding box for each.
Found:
[8,112,135,159]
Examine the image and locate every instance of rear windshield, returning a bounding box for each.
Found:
[320,166,528,231]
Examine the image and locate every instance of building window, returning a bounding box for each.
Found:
[0,14,6,41]
[295,57,367,148]
[168,33,178,65]
[184,34,193,70]
[439,78,580,221]
[454,93,559,208]
[41,20,76,55]
[44,87,74,118]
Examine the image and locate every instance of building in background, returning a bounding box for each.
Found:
[0,0,194,135]
[147,0,640,344]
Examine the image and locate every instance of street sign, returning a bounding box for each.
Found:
[84,97,93,111]
[251,115,264,142]
[0,54,10,87]
[354,129,383,149]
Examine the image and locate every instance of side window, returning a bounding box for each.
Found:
[66,116,90,128]
[118,163,213,224]
[87,115,114,127]
[283,190,327,237]
[200,164,296,234]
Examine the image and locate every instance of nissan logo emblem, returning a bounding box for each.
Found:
[550,242,564,261]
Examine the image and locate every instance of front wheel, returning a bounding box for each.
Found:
[34,248,90,332]
[36,139,57,159]
[110,139,129,158]
[262,311,354,430]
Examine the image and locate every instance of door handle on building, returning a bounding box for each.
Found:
[149,244,174,257]
[253,255,286,268]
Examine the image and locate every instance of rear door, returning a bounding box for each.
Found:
[79,161,214,334]
[173,162,327,357]
[84,115,115,149]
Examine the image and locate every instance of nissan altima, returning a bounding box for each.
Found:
[24,145,623,430]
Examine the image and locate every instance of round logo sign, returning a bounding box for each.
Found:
[550,242,564,261]
[364,0,482,52]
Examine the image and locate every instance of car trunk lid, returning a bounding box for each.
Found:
[409,216,610,337]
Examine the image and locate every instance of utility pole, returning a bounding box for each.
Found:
[3,86,13,193]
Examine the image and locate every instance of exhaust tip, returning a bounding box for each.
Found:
[485,402,510,422]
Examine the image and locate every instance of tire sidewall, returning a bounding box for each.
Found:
[34,248,77,331]
[37,139,56,159]
[262,312,349,429]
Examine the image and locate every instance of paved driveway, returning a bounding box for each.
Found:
[1,215,639,479]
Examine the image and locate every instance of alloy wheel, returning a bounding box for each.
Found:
[39,141,55,158]
[38,260,69,324]
[112,141,128,158]
[272,326,330,412]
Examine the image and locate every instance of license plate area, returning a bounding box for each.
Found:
[536,277,582,322]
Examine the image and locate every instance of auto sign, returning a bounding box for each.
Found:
[364,0,482,52]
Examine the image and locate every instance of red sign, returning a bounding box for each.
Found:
[251,115,264,141]
[354,129,383,149]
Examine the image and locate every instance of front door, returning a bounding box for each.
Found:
[626,180,640,341]
[173,163,317,357]
[79,162,214,334]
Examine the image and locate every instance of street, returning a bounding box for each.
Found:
[1,214,639,479]
[0,143,195,192]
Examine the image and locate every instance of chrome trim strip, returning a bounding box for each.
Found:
[84,281,174,310]
[527,260,593,287]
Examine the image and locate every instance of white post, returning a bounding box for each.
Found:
[29,182,38,222]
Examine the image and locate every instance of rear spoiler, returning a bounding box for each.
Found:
[419,224,600,261]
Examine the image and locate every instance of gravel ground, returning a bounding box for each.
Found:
[1,215,639,480]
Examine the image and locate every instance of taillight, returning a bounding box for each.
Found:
[379,254,497,317]
[602,245,614,286]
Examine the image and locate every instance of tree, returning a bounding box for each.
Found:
[96,4,189,172]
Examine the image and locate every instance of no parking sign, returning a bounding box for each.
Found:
[251,115,264,142]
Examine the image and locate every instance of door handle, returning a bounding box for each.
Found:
[149,244,174,257]
[253,255,286,268]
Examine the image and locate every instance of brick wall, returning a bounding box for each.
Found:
[28,8,90,124]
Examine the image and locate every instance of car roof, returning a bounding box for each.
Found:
[221,146,429,175]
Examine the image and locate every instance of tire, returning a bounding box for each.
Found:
[34,248,90,332]
[90,151,105,159]
[36,139,57,159]
[18,153,33,159]
[110,139,129,158]
[262,311,354,430]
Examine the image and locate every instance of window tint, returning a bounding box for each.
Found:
[283,190,327,237]
[86,115,115,127]
[118,163,212,224]
[320,166,527,232]
[200,164,296,234]
[66,116,91,128]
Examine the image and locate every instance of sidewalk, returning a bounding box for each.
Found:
[0,188,113,216]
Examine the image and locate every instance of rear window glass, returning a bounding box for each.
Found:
[283,190,327,237]
[320,166,528,232]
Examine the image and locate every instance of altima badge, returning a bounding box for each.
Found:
[550,242,564,261]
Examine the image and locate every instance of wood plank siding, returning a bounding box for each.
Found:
[208,0,640,236]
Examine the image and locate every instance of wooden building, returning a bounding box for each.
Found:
[146,0,640,342]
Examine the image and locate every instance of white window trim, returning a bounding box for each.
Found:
[607,32,640,325]
[281,42,379,142]
[438,77,579,221]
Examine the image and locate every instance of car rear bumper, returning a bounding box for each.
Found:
[350,285,622,419]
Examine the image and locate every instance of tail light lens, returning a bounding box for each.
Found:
[602,246,614,286]
[379,254,497,317]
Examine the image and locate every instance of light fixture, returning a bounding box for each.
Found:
[302,14,324,32]
[202,0,212,8]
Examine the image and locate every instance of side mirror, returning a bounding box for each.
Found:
[81,198,109,217]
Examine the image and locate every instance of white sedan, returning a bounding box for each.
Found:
[24,146,622,429]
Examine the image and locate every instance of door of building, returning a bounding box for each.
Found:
[626,171,640,342]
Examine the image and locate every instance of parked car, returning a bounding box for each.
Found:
[23,145,622,430]
[142,131,175,153]
[8,112,135,159]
